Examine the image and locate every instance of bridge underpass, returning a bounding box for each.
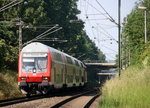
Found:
[83,60,117,86]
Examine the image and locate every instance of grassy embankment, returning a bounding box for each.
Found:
[0,70,23,100]
[99,66,150,108]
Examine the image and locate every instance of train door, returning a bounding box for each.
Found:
[80,63,85,85]
[50,52,56,84]
[55,53,63,86]
[74,60,80,86]
[65,56,74,87]
[51,52,64,88]
[73,67,76,85]
[78,62,83,86]
[64,64,67,85]
[62,55,67,86]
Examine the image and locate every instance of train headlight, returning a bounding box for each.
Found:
[42,77,48,80]
[21,77,26,80]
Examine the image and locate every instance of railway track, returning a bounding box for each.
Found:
[51,88,100,108]
[0,88,100,108]
[0,95,46,107]
[83,93,100,108]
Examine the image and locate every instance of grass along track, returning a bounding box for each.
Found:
[99,66,150,108]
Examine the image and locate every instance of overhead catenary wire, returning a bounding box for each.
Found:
[0,19,57,28]
[80,1,108,41]
[101,44,117,53]
[86,0,118,25]
[33,24,59,40]
[23,27,62,46]
[80,0,118,41]
[0,0,18,10]
[86,1,108,19]
[97,39,115,41]
[98,30,116,42]
[106,55,116,60]
[96,23,117,27]
[104,53,116,60]
[83,0,118,42]
[23,25,60,29]
[0,0,24,12]
[84,0,90,16]
[85,13,107,16]
[23,25,62,46]
[78,0,118,61]
[82,18,108,21]
[95,0,118,25]
[87,19,96,38]
[104,53,117,55]
[97,24,118,42]
[91,24,117,43]
[35,39,67,42]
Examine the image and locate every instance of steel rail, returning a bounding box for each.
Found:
[0,88,99,107]
[0,88,88,107]
[0,95,45,107]
[50,89,99,108]
[83,93,100,108]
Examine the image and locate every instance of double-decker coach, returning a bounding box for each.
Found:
[18,42,87,95]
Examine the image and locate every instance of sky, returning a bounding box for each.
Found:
[77,0,139,61]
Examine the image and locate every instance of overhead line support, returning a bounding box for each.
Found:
[118,0,121,77]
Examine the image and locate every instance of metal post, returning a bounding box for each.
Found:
[144,10,147,43]
[128,49,131,65]
[125,45,128,68]
[18,18,23,52]
[138,6,147,43]
[118,0,121,77]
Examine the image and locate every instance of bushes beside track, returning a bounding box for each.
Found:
[0,70,22,100]
[99,66,150,108]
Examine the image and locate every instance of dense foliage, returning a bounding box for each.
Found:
[0,0,105,70]
[122,0,150,67]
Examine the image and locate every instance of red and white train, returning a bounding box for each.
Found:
[18,42,87,95]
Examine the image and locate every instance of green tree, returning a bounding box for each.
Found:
[0,0,105,70]
[122,0,150,65]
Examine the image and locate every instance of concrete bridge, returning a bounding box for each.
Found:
[83,60,117,68]
[83,60,117,86]
[85,62,117,68]
[84,60,117,76]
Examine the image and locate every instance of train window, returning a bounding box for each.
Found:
[78,61,81,66]
[66,56,73,64]
[79,62,83,67]
[51,52,55,59]
[22,57,47,73]
[81,63,84,67]
[75,60,79,66]
[37,57,47,69]
[55,53,62,62]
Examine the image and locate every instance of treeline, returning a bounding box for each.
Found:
[0,0,105,70]
[122,0,150,67]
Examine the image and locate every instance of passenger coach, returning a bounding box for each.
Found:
[18,42,87,95]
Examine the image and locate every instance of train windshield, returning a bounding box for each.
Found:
[22,57,47,73]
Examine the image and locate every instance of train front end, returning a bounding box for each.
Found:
[18,43,51,95]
